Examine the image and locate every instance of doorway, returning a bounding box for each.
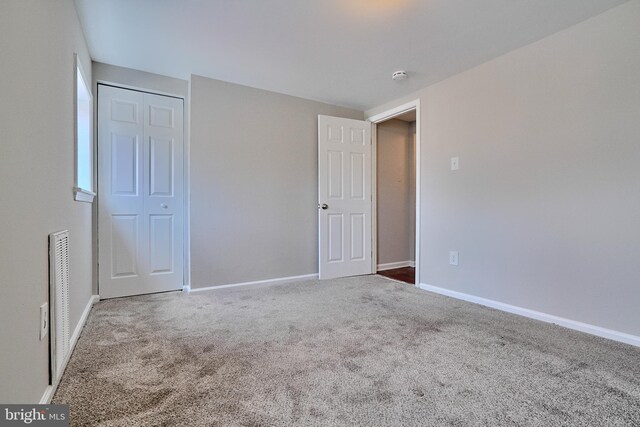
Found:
[368,101,420,286]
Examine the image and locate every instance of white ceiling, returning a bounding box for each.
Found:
[74,0,628,110]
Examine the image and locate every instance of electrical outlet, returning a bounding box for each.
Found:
[40,303,48,340]
[451,157,459,171]
[449,251,459,266]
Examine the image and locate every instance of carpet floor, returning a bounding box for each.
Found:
[53,275,640,426]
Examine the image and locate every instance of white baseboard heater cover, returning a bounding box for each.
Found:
[49,230,70,384]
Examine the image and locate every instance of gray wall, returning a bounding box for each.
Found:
[93,62,189,98]
[366,1,640,336]
[0,0,93,402]
[92,62,189,293]
[190,75,363,288]
[376,119,415,266]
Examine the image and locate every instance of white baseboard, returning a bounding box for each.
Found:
[69,295,99,348]
[418,283,639,348]
[182,285,191,292]
[189,273,319,293]
[40,294,99,404]
[39,386,55,405]
[377,260,415,271]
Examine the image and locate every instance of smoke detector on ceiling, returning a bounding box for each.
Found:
[392,70,408,81]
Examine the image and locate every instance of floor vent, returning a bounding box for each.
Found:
[49,230,70,384]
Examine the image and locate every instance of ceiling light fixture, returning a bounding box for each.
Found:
[392,70,408,81]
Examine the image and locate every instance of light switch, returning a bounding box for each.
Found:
[451,157,459,171]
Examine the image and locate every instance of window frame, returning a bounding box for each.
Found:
[73,54,95,203]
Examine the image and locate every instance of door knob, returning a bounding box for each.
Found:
[161,204,168,209]
[319,203,328,210]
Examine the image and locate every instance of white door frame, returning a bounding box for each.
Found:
[367,99,421,287]
[95,81,190,295]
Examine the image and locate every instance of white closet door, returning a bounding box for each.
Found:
[98,85,184,298]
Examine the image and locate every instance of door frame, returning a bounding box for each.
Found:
[95,81,190,295]
[367,99,421,287]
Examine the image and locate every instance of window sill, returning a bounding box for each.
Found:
[74,187,96,203]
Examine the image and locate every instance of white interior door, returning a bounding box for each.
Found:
[318,115,372,279]
[98,85,184,298]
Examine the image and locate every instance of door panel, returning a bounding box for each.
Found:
[99,87,144,295]
[149,137,173,196]
[99,85,184,298]
[318,115,372,279]
[149,214,173,274]
[328,150,343,199]
[350,127,365,145]
[328,213,344,263]
[111,134,139,195]
[350,213,365,261]
[149,104,174,128]
[143,92,184,293]
[110,214,139,278]
[110,99,138,123]
[350,153,365,199]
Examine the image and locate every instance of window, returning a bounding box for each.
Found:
[74,54,95,202]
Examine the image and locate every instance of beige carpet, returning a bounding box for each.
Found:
[53,275,640,426]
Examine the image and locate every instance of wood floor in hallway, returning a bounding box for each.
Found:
[377,267,415,285]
